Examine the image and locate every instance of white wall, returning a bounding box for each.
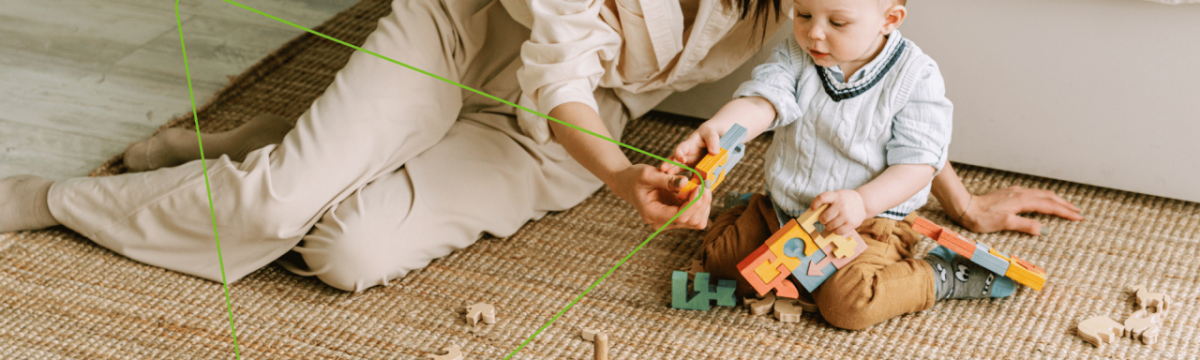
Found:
[656,0,1200,202]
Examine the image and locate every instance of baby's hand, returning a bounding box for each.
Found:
[812,190,867,237]
[660,124,723,178]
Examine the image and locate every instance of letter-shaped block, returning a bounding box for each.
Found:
[426,344,465,360]
[1077,316,1125,347]
[744,292,776,316]
[678,124,747,196]
[970,243,1011,275]
[465,303,496,326]
[786,229,868,292]
[1133,284,1172,313]
[1124,310,1161,345]
[795,205,856,258]
[774,298,803,323]
[672,271,737,311]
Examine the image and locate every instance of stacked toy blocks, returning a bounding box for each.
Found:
[671,271,737,310]
[910,216,1047,290]
[736,204,868,296]
[677,124,747,196]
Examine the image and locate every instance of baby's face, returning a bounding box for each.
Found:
[793,0,897,69]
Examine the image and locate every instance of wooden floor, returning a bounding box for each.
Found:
[0,0,360,180]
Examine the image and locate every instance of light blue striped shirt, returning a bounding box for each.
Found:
[733,31,953,221]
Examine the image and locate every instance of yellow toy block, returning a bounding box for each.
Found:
[792,205,857,258]
[753,220,804,282]
[1004,256,1046,291]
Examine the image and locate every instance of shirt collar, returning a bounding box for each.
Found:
[827,30,904,84]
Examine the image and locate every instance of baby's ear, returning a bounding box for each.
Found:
[881,4,907,35]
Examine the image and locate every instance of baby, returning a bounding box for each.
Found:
[662,0,1015,330]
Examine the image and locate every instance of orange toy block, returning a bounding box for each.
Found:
[910,216,943,239]
[737,245,800,299]
[677,148,729,196]
[936,229,977,259]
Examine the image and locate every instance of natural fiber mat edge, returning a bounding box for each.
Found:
[3,0,1198,359]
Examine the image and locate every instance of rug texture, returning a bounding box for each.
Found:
[2,0,1198,359]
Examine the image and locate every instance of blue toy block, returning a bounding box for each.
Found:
[719,124,748,150]
[671,271,737,310]
[971,243,1011,276]
[782,237,838,292]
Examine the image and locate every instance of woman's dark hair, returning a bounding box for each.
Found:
[723,0,783,43]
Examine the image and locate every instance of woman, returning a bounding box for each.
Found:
[0,0,1080,292]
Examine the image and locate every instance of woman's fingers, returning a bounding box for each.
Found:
[1004,214,1043,236]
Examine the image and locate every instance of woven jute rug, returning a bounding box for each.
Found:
[2,0,1197,359]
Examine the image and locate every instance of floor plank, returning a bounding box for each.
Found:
[0,0,360,179]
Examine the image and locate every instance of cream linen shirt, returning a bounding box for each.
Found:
[500,0,787,144]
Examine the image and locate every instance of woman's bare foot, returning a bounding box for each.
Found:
[123,114,293,172]
[0,175,59,233]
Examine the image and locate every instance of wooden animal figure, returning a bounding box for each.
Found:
[1077,316,1125,347]
[426,344,464,360]
[773,298,803,323]
[1133,284,1171,313]
[1124,310,1161,345]
[744,292,776,316]
[594,332,610,360]
[466,303,496,326]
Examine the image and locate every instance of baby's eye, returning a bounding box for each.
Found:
[830,20,845,27]
[797,13,812,19]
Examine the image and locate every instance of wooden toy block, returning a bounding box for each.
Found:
[1077,316,1125,347]
[465,303,496,326]
[594,332,610,360]
[970,243,1011,276]
[796,204,826,234]
[672,271,738,310]
[1133,284,1172,314]
[773,298,803,323]
[425,344,465,360]
[936,229,977,259]
[737,248,800,299]
[912,213,940,238]
[1124,310,1161,345]
[914,216,1046,291]
[1004,256,1047,291]
[753,220,804,283]
[795,293,819,313]
[781,225,868,292]
[744,292,776,316]
[677,124,748,197]
[737,226,802,298]
[582,329,600,342]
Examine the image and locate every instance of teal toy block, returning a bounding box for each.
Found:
[783,237,837,292]
[719,124,748,150]
[971,243,1011,276]
[672,270,737,310]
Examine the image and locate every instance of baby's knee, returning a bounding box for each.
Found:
[813,269,877,330]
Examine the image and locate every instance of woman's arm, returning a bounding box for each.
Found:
[931,160,1084,235]
[548,102,713,230]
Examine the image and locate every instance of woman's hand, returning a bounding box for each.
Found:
[959,186,1084,236]
[811,189,867,237]
[611,164,713,230]
[660,125,723,177]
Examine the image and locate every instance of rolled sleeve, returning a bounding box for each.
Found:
[514,0,621,144]
[886,63,953,175]
[733,40,803,130]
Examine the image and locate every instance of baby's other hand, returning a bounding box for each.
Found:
[812,190,866,237]
[659,125,723,177]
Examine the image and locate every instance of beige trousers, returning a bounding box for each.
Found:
[47,0,629,292]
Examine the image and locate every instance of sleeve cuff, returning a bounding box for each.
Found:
[886,145,948,175]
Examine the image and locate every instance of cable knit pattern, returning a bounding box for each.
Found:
[733,31,953,220]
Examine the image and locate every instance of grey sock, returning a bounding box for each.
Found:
[924,246,1015,300]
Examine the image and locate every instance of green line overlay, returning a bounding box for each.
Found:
[175,1,242,359]
[179,1,710,358]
